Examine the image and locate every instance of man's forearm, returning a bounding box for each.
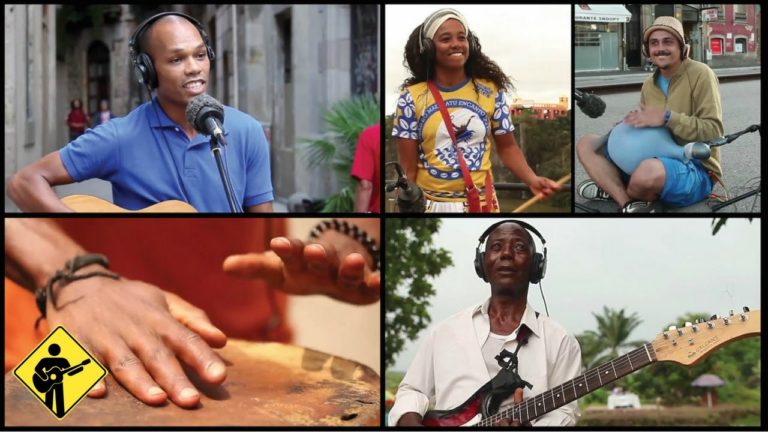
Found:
[8,172,72,213]
[4,219,85,290]
[354,180,373,212]
[397,412,424,426]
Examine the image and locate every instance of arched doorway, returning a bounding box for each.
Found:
[86,41,110,117]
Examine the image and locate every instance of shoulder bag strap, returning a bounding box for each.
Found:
[427,81,482,213]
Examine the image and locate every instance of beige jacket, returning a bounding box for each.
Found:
[640,58,724,177]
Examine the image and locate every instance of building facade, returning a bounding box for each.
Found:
[575,4,761,72]
[574,4,632,72]
[510,96,570,120]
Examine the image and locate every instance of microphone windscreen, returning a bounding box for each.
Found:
[185,94,224,129]
[583,94,606,118]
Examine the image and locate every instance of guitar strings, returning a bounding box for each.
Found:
[481,346,650,426]
[480,316,746,426]
[479,314,752,426]
[479,344,654,426]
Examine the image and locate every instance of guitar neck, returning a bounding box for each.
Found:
[51,359,90,376]
[479,343,657,426]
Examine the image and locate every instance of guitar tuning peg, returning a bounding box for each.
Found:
[668,325,677,331]
[685,322,692,327]
[710,314,718,320]
[743,306,750,312]
[729,310,734,316]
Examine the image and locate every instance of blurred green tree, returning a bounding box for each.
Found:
[385,218,452,368]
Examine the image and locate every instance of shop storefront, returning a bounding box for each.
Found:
[574,4,632,72]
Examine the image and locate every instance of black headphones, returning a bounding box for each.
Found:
[418,8,479,59]
[474,220,548,284]
[128,12,215,92]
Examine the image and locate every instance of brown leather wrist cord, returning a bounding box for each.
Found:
[34,253,121,329]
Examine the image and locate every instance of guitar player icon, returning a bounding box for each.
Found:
[33,343,86,418]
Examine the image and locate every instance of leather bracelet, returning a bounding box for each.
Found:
[308,219,380,271]
[35,253,120,329]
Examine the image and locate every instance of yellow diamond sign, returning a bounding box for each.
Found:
[13,326,107,419]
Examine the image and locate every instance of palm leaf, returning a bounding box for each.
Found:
[299,94,379,212]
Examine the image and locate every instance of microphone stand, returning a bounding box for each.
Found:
[208,136,240,213]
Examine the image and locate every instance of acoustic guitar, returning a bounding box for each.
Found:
[32,359,91,394]
[422,308,760,426]
[61,195,196,213]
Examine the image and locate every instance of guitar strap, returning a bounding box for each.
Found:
[484,312,538,418]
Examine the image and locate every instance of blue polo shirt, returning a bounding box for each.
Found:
[59,98,273,212]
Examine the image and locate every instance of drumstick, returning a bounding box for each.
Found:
[512,173,571,213]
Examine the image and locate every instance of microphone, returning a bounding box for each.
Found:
[186,94,227,145]
[682,141,711,160]
[385,162,426,213]
[574,89,606,118]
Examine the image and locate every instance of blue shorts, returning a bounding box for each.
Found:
[603,144,712,207]
[657,157,713,207]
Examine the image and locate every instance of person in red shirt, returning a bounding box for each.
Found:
[66,98,89,141]
[351,123,381,212]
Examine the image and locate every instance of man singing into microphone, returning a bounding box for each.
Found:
[575,16,723,213]
[8,12,274,213]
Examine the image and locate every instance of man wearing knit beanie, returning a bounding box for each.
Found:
[577,15,724,213]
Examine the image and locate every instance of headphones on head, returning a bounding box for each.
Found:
[474,220,548,284]
[129,12,215,92]
[418,8,479,58]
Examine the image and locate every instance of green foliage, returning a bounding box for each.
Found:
[579,387,609,408]
[301,95,379,212]
[385,370,406,393]
[577,306,644,369]
[385,219,453,368]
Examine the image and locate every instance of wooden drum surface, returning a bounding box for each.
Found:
[5,340,380,426]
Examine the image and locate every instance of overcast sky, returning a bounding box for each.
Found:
[384,4,572,116]
[390,218,761,371]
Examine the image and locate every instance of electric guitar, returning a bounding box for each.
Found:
[422,308,760,427]
[32,359,91,394]
[61,195,197,212]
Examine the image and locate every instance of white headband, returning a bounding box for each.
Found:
[421,9,469,46]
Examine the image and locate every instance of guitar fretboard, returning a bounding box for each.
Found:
[478,343,657,426]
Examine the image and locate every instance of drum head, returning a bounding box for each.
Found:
[5,340,380,426]
[607,121,681,175]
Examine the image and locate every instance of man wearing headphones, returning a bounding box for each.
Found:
[576,16,724,213]
[8,12,274,212]
[389,221,581,426]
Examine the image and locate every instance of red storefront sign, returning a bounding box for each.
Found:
[711,38,723,55]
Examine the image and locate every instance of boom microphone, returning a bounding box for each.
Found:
[186,94,227,145]
[574,89,606,118]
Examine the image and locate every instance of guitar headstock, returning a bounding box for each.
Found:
[651,307,760,366]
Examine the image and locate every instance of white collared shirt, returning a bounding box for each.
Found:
[389,299,582,426]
